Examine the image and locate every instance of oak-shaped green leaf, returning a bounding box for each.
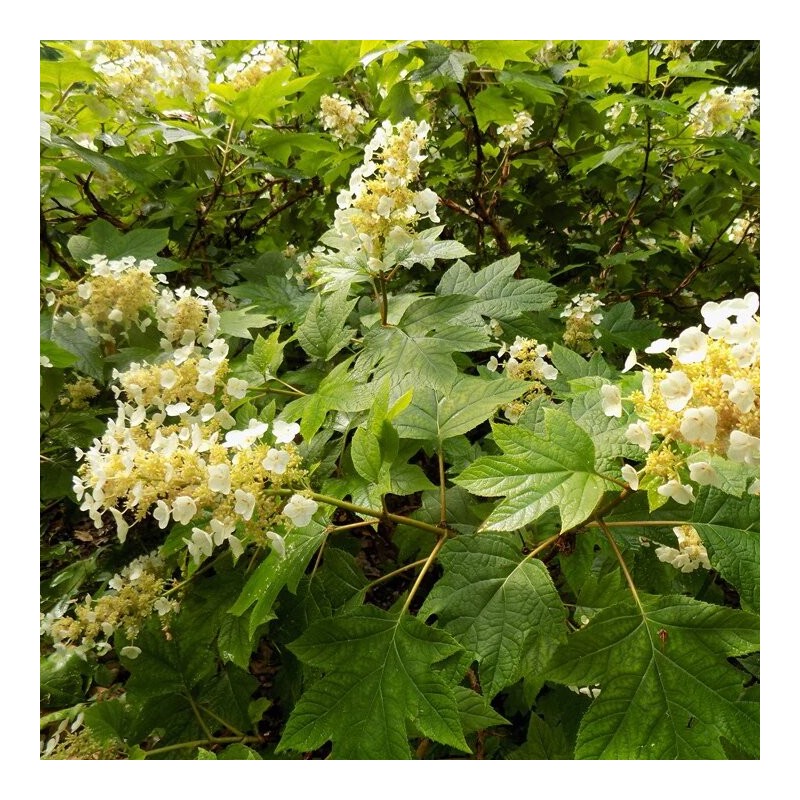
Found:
[283,359,376,440]
[471,40,535,69]
[408,42,475,84]
[360,297,490,391]
[218,307,273,340]
[394,374,528,444]
[692,485,760,612]
[295,286,356,361]
[422,533,566,697]
[455,409,616,531]
[453,686,509,734]
[229,521,328,637]
[546,596,759,759]
[436,255,557,322]
[278,606,469,759]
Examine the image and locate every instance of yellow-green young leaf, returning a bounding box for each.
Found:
[546,596,759,759]
[283,359,377,440]
[278,607,469,759]
[211,70,315,127]
[470,41,535,69]
[472,87,517,131]
[421,533,566,697]
[455,409,617,531]
[218,307,273,340]
[692,485,760,612]
[568,51,651,89]
[394,374,528,445]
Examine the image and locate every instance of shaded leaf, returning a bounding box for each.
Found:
[422,533,567,697]
[278,607,468,759]
[547,596,759,759]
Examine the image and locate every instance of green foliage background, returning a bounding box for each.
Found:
[40,38,759,762]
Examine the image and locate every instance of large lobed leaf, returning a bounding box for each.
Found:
[546,596,759,759]
[692,485,760,612]
[278,606,469,759]
[421,533,566,697]
[455,409,617,531]
[436,254,557,322]
[394,373,528,444]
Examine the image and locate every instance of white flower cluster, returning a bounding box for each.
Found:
[655,525,711,573]
[219,41,291,90]
[92,40,212,112]
[59,255,165,341]
[73,320,314,568]
[309,118,443,286]
[561,292,604,351]
[726,211,759,250]
[497,111,534,149]
[688,86,759,139]
[487,337,558,423]
[46,550,176,660]
[604,102,639,132]
[616,293,760,502]
[155,284,221,351]
[319,93,369,145]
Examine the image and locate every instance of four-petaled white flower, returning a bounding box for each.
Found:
[679,405,718,445]
[184,527,214,564]
[273,420,301,444]
[153,499,171,529]
[283,494,318,527]
[172,495,198,525]
[207,463,232,494]
[600,384,623,417]
[645,338,673,354]
[266,530,287,559]
[622,349,637,373]
[659,371,693,411]
[657,479,695,505]
[226,377,249,399]
[688,461,720,486]
[224,420,269,449]
[620,464,639,490]
[210,517,236,546]
[727,430,759,465]
[234,489,256,521]
[160,369,179,389]
[675,326,707,364]
[262,448,291,475]
[721,375,756,413]
[641,370,654,400]
[109,508,129,543]
[625,420,653,451]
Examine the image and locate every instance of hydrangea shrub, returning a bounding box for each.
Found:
[40,39,759,761]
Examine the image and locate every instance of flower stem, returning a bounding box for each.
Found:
[140,735,262,758]
[401,535,447,615]
[263,488,448,538]
[598,518,644,613]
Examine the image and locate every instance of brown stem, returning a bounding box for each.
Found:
[76,173,129,230]
[241,180,321,238]
[40,208,76,276]
[183,122,236,258]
